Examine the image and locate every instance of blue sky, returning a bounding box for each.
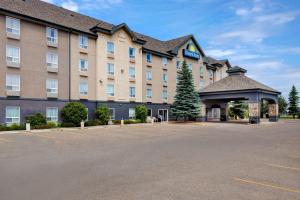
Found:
[43,0,300,98]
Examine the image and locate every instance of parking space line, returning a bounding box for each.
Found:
[234,177,300,194]
[268,163,300,171]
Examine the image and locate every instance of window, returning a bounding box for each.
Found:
[208,69,213,77]
[79,59,88,72]
[200,80,205,88]
[109,108,115,120]
[162,90,168,100]
[46,27,58,44]
[176,60,181,70]
[46,107,58,122]
[5,106,20,125]
[46,79,58,94]
[79,82,88,95]
[129,47,135,58]
[129,67,135,78]
[220,70,223,79]
[146,88,152,98]
[6,74,20,91]
[162,57,168,65]
[199,66,204,75]
[107,63,114,75]
[47,53,58,69]
[146,52,152,63]
[129,87,136,98]
[129,108,135,119]
[86,108,89,121]
[188,63,193,71]
[107,84,114,96]
[79,35,88,49]
[107,42,114,54]
[146,71,152,81]
[147,109,152,117]
[6,45,20,63]
[176,75,179,84]
[6,17,20,35]
[162,73,168,83]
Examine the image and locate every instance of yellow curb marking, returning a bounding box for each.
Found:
[234,177,300,194]
[268,164,300,171]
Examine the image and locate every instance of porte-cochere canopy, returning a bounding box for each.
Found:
[198,66,281,124]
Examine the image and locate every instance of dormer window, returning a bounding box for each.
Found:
[146,52,152,63]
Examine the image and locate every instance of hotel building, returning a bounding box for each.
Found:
[0,0,279,125]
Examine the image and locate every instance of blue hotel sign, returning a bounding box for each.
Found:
[183,49,200,60]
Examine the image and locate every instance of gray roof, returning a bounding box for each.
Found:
[199,74,280,94]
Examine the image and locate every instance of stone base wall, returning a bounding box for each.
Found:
[249,116,260,124]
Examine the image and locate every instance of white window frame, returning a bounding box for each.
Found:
[46,107,58,122]
[176,60,182,69]
[162,57,168,65]
[46,79,58,94]
[6,45,20,64]
[79,81,88,95]
[162,73,168,83]
[129,67,135,78]
[107,84,114,97]
[200,79,205,88]
[146,88,152,98]
[5,106,20,125]
[79,35,88,49]
[6,16,20,35]
[129,47,135,58]
[46,27,58,44]
[46,53,58,69]
[129,86,136,98]
[109,108,115,120]
[79,59,88,72]
[146,70,152,81]
[162,90,168,100]
[129,108,135,119]
[107,42,114,54]
[146,52,152,63]
[107,63,114,75]
[6,74,20,91]
[200,66,204,75]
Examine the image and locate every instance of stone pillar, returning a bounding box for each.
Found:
[268,104,279,122]
[248,102,260,124]
[225,103,229,121]
[197,103,207,122]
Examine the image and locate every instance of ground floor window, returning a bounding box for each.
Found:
[109,108,115,120]
[46,107,58,122]
[129,108,135,119]
[147,109,152,117]
[5,106,20,125]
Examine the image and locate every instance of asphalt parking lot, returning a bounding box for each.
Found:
[0,120,299,200]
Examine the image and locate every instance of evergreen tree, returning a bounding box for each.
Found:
[171,60,200,121]
[229,101,248,119]
[278,95,288,115]
[288,85,299,118]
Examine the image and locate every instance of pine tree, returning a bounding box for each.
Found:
[288,85,299,118]
[278,95,288,115]
[171,60,200,121]
[229,101,248,119]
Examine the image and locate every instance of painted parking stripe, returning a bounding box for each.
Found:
[234,177,300,194]
[268,164,300,171]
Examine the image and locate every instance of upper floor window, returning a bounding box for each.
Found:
[46,107,58,122]
[6,45,20,63]
[146,88,152,98]
[162,73,168,83]
[162,90,168,100]
[200,80,205,88]
[188,63,193,71]
[79,35,88,49]
[162,57,168,65]
[146,52,152,63]
[220,70,223,79]
[107,42,114,54]
[107,63,114,75]
[47,53,58,69]
[46,79,58,94]
[107,84,114,96]
[199,66,204,76]
[79,59,88,72]
[129,108,135,119]
[176,60,181,70]
[208,69,213,77]
[109,108,115,120]
[6,106,20,125]
[146,71,152,81]
[129,67,135,78]
[79,81,88,95]
[129,87,136,98]
[6,17,20,35]
[6,74,20,91]
[46,27,58,44]
[129,47,135,58]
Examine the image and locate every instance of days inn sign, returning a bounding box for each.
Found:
[182,42,200,60]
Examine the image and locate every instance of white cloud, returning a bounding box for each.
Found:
[255,12,298,25]
[205,49,236,57]
[277,47,300,54]
[235,0,263,16]
[220,30,266,43]
[41,0,54,3]
[80,0,123,10]
[62,0,79,12]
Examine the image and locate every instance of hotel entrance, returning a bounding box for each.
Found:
[158,109,168,122]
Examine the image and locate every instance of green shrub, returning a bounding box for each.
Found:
[84,120,100,127]
[95,105,110,125]
[61,102,87,126]
[135,105,147,123]
[61,122,76,127]
[47,122,57,128]
[112,120,121,125]
[297,112,300,119]
[124,119,142,124]
[0,124,25,131]
[25,113,47,126]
